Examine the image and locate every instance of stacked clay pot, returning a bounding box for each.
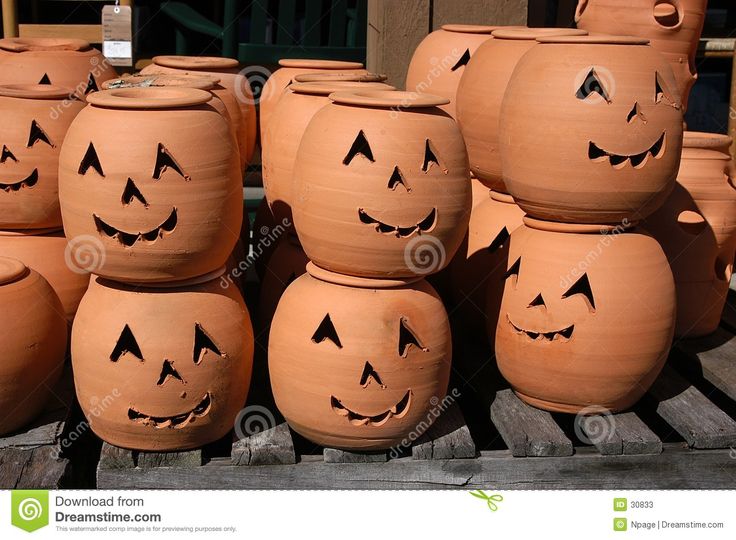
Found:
[269,90,471,449]
[58,87,254,451]
[0,38,116,100]
[141,55,257,168]
[0,84,89,323]
[575,0,707,110]
[0,257,67,435]
[646,132,736,338]
[494,35,683,413]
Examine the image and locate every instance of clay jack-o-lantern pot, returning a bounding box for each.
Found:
[58,87,243,283]
[0,84,85,229]
[455,27,588,192]
[495,217,675,413]
[72,270,254,451]
[269,262,451,450]
[141,55,258,167]
[575,0,707,110]
[645,132,736,338]
[0,257,67,435]
[263,80,394,231]
[293,90,471,278]
[0,38,116,100]
[500,35,684,224]
[406,24,499,118]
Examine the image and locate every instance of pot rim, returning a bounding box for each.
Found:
[523,216,635,233]
[330,89,448,108]
[490,190,516,204]
[289,81,394,97]
[0,83,72,100]
[86,87,212,109]
[102,74,219,91]
[683,131,733,150]
[536,34,650,45]
[0,37,90,52]
[306,262,424,288]
[153,55,238,70]
[491,28,587,40]
[0,257,29,286]
[440,24,500,34]
[0,227,63,237]
[293,71,386,83]
[112,266,227,289]
[278,59,364,69]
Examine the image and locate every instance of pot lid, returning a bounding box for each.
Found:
[441,24,499,34]
[0,37,90,52]
[536,34,649,45]
[278,59,363,69]
[152,55,238,70]
[0,257,29,286]
[683,131,733,150]
[330,89,448,108]
[102,74,218,91]
[86,87,212,109]
[0,84,72,100]
[293,71,386,83]
[491,28,587,40]
[289,81,394,96]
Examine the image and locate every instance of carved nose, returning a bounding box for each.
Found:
[359,361,385,388]
[0,145,17,163]
[157,359,184,386]
[528,293,547,309]
[387,166,410,192]
[121,178,149,207]
[626,102,647,124]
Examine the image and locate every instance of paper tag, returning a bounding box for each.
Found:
[102,5,133,66]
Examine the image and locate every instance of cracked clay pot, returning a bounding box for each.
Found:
[72,270,254,451]
[58,87,242,283]
[268,263,451,450]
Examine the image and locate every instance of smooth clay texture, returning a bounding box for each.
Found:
[72,274,254,451]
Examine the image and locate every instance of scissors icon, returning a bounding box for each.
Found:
[470,490,503,511]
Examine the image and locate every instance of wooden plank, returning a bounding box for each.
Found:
[675,328,736,402]
[0,446,70,489]
[96,444,736,490]
[431,0,528,30]
[648,366,736,449]
[231,422,296,466]
[98,443,135,470]
[324,448,387,463]
[19,24,102,43]
[412,401,476,460]
[97,443,202,470]
[580,412,661,456]
[490,389,573,457]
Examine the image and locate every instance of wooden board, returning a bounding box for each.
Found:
[580,412,661,456]
[412,401,476,460]
[324,449,387,463]
[232,423,296,466]
[675,328,736,402]
[98,443,203,472]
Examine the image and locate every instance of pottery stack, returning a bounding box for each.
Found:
[494,35,683,413]
[58,87,254,451]
[268,89,471,450]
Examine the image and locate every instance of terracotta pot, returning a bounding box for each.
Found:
[500,35,684,224]
[645,132,736,338]
[269,262,451,450]
[58,87,242,283]
[449,190,524,339]
[257,234,308,332]
[406,24,498,118]
[293,71,386,84]
[0,257,67,435]
[576,0,707,110]
[0,84,85,229]
[293,90,471,278]
[72,270,254,451]
[259,59,366,140]
[263,81,394,231]
[0,228,89,322]
[455,27,588,191]
[495,217,675,413]
[141,55,257,166]
[0,38,116,100]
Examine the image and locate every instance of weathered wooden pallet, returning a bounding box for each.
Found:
[0,365,76,489]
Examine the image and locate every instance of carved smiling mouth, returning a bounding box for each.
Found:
[330,390,412,426]
[128,392,211,429]
[588,132,666,169]
[93,208,178,247]
[0,169,38,192]
[358,208,437,238]
[507,315,574,342]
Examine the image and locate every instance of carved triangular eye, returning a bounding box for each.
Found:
[0,145,17,163]
[154,143,190,180]
[399,317,428,357]
[311,314,342,348]
[193,323,224,364]
[78,142,105,176]
[387,166,410,191]
[38,73,51,85]
[450,49,471,72]
[110,324,143,362]
[487,227,510,253]
[504,256,521,280]
[85,73,99,94]
[655,72,677,108]
[343,130,374,165]
[27,120,53,147]
[561,273,596,311]
[422,139,444,173]
[576,68,611,103]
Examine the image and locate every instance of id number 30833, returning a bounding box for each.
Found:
[630,501,655,509]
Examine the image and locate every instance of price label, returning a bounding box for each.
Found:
[102,5,133,66]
